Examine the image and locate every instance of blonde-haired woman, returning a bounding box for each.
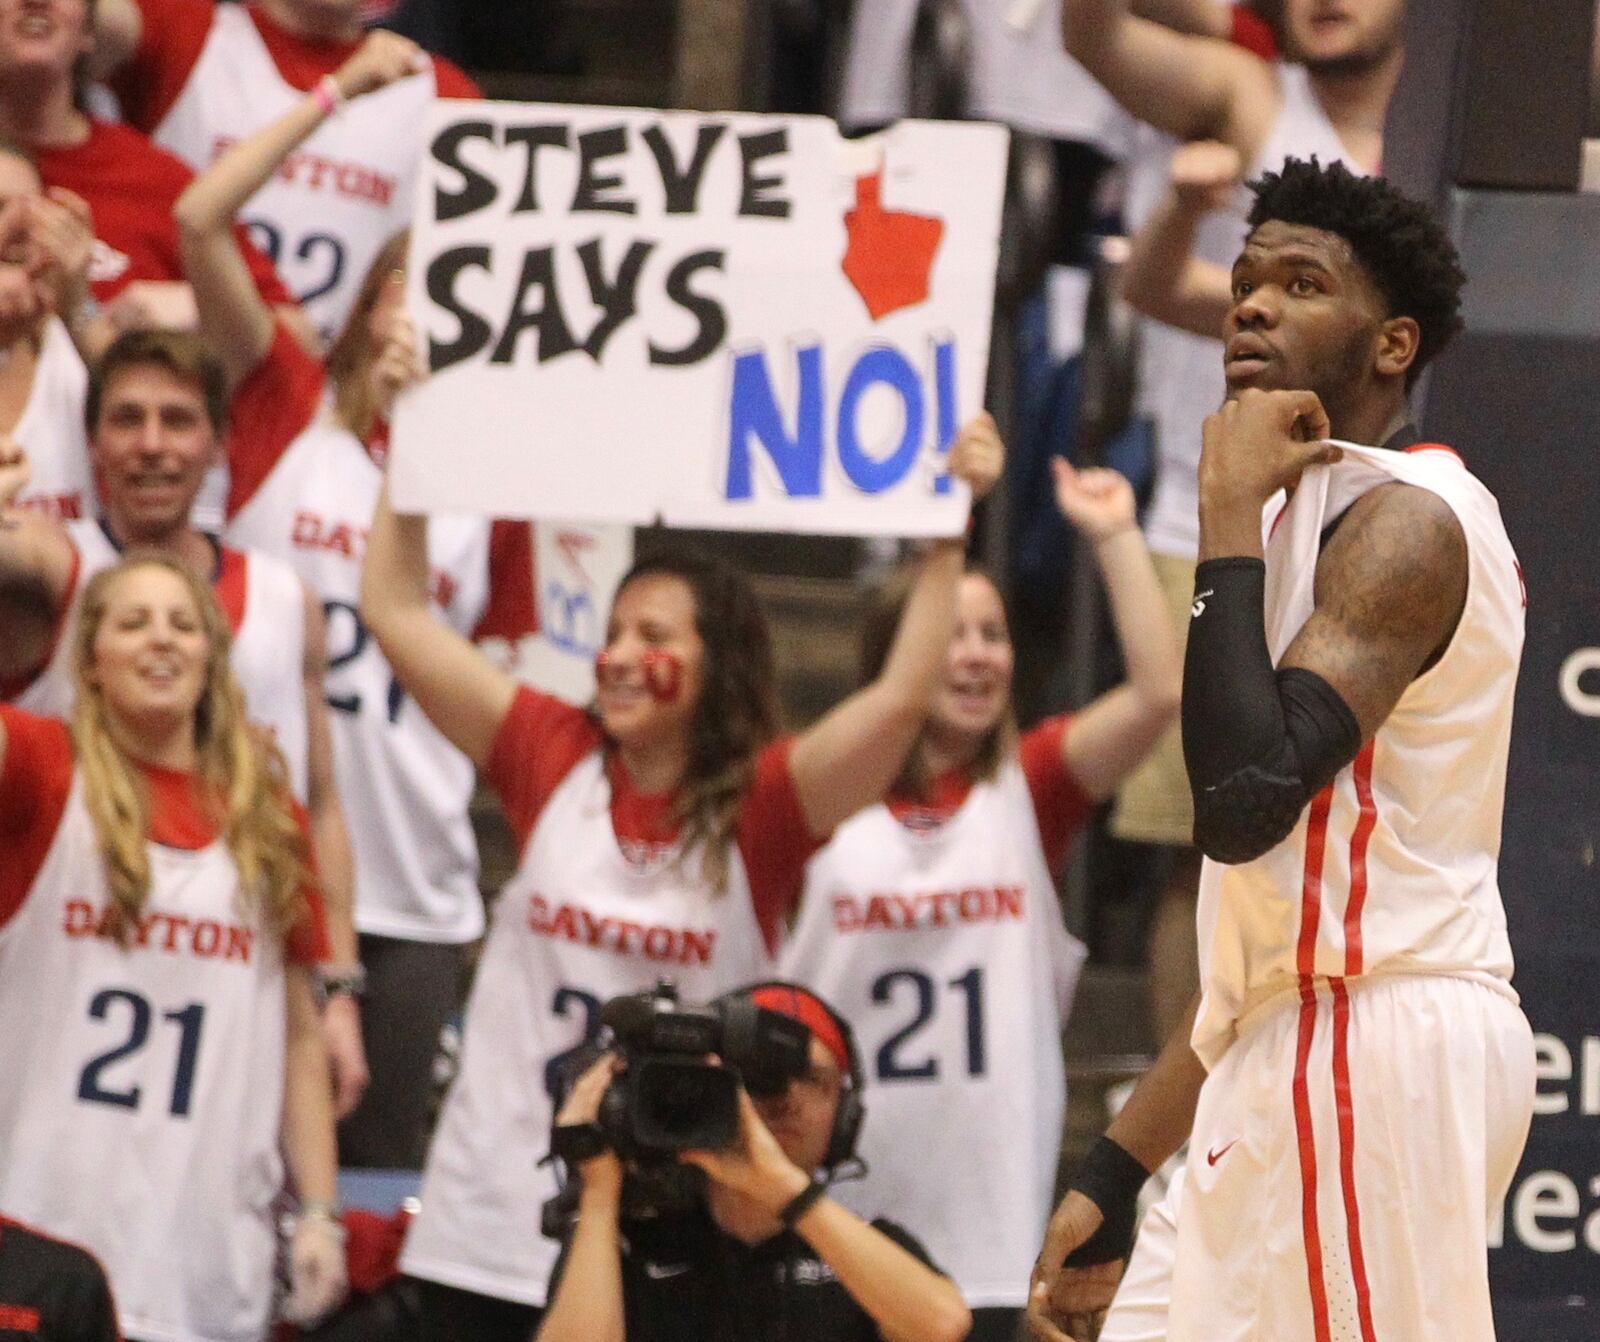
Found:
[0,472,346,1342]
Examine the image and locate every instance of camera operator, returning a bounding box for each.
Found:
[536,983,971,1342]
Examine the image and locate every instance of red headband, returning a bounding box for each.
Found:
[748,985,851,1077]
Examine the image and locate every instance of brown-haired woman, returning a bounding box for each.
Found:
[0,539,345,1340]
[360,417,1002,1340]
[781,460,1182,1342]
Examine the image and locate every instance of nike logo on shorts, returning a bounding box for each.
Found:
[1207,1138,1240,1167]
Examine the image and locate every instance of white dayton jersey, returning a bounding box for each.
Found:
[1126,64,1357,560]
[0,715,310,1342]
[782,756,1088,1308]
[1193,441,1526,1067]
[227,415,499,944]
[151,3,434,339]
[402,690,800,1305]
[12,521,310,799]
[11,317,93,522]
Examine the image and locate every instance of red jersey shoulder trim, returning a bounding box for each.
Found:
[214,546,249,632]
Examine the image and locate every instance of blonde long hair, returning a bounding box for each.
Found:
[70,554,315,944]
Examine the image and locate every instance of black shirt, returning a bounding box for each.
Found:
[554,1204,944,1342]
[0,1217,120,1342]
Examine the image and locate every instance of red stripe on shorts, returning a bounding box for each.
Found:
[1331,978,1380,1342]
[1344,744,1378,975]
[1294,784,1336,1342]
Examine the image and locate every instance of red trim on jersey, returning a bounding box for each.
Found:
[735,737,820,953]
[0,707,76,928]
[1330,977,1380,1342]
[32,121,290,306]
[1403,442,1464,464]
[1297,785,1334,976]
[212,546,249,633]
[1293,980,1333,1342]
[1343,745,1377,975]
[225,322,327,519]
[485,686,604,852]
[1020,713,1094,879]
[473,522,540,640]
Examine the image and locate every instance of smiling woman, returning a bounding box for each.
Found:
[0,551,345,1342]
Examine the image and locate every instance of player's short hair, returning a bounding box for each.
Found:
[1246,157,1467,386]
[88,329,231,438]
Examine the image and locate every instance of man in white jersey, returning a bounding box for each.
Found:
[0,329,368,1114]
[1062,0,1400,1046]
[1029,159,1533,1342]
[95,0,478,341]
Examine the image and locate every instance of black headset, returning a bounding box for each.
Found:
[725,980,866,1176]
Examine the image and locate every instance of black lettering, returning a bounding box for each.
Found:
[490,246,580,364]
[424,245,494,371]
[572,126,636,214]
[431,121,498,222]
[504,123,571,213]
[577,238,654,359]
[649,250,727,367]
[737,129,791,218]
[641,122,726,214]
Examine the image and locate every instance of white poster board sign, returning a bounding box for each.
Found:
[392,103,1008,537]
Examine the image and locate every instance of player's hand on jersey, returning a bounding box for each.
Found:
[106,280,200,334]
[25,188,95,321]
[1169,140,1244,215]
[322,994,370,1120]
[283,1210,349,1326]
[1050,459,1138,543]
[948,411,1005,503]
[1027,1190,1123,1342]
[0,438,32,512]
[333,29,430,100]
[1201,388,1342,513]
[555,1053,625,1196]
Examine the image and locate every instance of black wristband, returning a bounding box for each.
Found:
[1063,1136,1149,1267]
[777,1178,827,1228]
[548,1122,609,1166]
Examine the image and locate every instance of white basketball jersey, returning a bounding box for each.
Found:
[14,522,311,799]
[782,759,1087,1308]
[0,776,291,1342]
[1130,64,1357,560]
[1193,444,1525,1067]
[152,4,435,340]
[11,317,93,521]
[226,414,494,943]
[400,752,775,1305]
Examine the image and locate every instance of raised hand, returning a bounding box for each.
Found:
[1169,139,1244,215]
[555,1053,625,1194]
[333,29,429,101]
[947,411,1005,504]
[1051,459,1138,542]
[26,188,95,320]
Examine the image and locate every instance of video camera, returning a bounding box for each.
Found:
[543,980,813,1231]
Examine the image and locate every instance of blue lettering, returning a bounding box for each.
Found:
[725,344,824,500]
[932,338,956,495]
[837,347,923,494]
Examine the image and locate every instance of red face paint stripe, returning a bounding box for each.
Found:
[1331,978,1380,1342]
[1294,978,1334,1342]
[1344,745,1378,976]
[1298,786,1335,977]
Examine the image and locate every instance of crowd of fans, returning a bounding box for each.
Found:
[0,2,1412,1340]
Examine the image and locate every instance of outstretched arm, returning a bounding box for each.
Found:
[786,415,1004,837]
[1120,140,1242,339]
[1052,461,1183,801]
[174,29,428,387]
[0,442,76,686]
[1062,0,1276,150]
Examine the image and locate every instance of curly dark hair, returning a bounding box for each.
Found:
[613,546,782,892]
[1246,157,1467,386]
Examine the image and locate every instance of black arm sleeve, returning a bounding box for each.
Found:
[1182,558,1362,864]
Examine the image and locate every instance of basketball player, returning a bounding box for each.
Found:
[1029,159,1534,1342]
[1063,0,1397,1045]
[0,550,344,1340]
[360,419,1002,1342]
[0,334,368,1116]
[98,0,477,340]
[782,459,1180,1342]
[174,36,537,1168]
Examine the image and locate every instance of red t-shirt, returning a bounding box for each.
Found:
[114,0,481,133]
[0,705,328,960]
[885,714,1095,880]
[1230,5,1279,60]
[226,324,537,637]
[485,685,822,955]
[32,120,291,305]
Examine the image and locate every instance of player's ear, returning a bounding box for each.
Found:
[1375,315,1420,382]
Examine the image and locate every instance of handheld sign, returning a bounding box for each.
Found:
[391,103,1009,537]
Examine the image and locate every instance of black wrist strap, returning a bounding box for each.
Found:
[778,1178,827,1228]
[1063,1136,1149,1267]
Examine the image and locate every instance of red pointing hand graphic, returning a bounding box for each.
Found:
[841,171,945,321]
